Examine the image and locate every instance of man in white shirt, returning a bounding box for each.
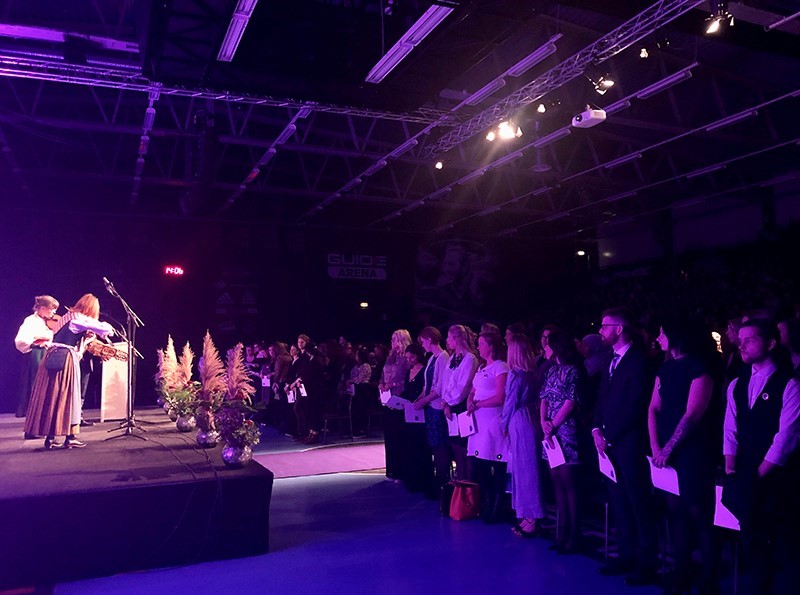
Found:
[722,318,800,594]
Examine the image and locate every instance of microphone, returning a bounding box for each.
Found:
[102,276,117,297]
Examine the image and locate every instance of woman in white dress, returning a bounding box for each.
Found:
[467,332,509,522]
[441,325,478,480]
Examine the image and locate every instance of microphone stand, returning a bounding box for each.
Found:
[103,278,147,441]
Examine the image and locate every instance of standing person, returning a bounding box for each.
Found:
[285,344,304,439]
[502,333,545,538]
[648,319,718,594]
[378,329,412,482]
[24,294,113,450]
[540,330,585,553]
[299,344,325,445]
[441,325,479,480]
[348,348,373,437]
[593,307,658,586]
[267,342,292,433]
[15,295,59,422]
[413,327,451,491]
[722,319,800,595]
[467,332,509,522]
[401,343,433,492]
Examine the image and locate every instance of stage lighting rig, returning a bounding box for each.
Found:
[705,1,733,34]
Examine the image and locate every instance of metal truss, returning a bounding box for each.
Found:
[423,0,705,158]
[0,54,452,125]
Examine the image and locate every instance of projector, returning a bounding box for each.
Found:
[572,107,606,129]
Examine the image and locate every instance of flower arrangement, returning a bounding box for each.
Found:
[196,331,226,433]
[155,336,199,416]
[217,343,260,449]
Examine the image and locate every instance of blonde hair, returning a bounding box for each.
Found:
[33,295,59,312]
[71,293,100,319]
[448,324,477,354]
[391,329,413,352]
[507,333,536,371]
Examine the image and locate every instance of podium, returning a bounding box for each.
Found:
[100,341,129,422]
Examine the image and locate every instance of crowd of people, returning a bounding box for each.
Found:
[251,307,799,595]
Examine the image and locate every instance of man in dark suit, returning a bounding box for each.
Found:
[593,307,658,586]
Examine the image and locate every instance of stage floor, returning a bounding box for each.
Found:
[0,408,273,590]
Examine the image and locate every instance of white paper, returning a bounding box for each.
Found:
[597,449,617,483]
[446,414,460,436]
[298,384,308,397]
[457,411,477,437]
[713,485,740,531]
[379,389,392,405]
[542,437,566,469]
[286,388,296,403]
[346,383,355,396]
[646,456,681,496]
[261,375,271,387]
[404,402,425,423]
[386,395,409,411]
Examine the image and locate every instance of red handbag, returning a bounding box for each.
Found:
[449,480,480,521]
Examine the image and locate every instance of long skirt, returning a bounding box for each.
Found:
[23,348,81,437]
[508,405,545,519]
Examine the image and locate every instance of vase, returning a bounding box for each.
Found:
[163,401,172,413]
[222,444,253,467]
[196,428,220,448]
[176,414,197,432]
[167,407,179,421]
[156,395,166,407]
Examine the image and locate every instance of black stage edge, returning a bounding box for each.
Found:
[0,408,273,590]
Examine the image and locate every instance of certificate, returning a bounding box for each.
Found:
[298,384,307,397]
[446,414,460,436]
[286,388,296,403]
[404,403,425,423]
[646,456,680,496]
[385,395,408,411]
[261,375,271,387]
[543,437,566,468]
[597,449,617,483]
[713,485,740,531]
[457,411,477,437]
[379,389,392,405]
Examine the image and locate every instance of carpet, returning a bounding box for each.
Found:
[254,442,385,479]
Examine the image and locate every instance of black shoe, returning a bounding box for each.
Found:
[80,419,95,427]
[625,569,659,587]
[44,438,63,450]
[64,438,87,448]
[24,432,37,440]
[599,561,636,576]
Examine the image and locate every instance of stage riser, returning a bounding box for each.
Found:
[0,470,272,588]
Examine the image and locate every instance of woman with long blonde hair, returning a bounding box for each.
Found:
[24,294,113,450]
[379,329,413,481]
[501,333,546,536]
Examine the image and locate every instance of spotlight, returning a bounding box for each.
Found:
[435,161,443,170]
[359,301,369,309]
[576,250,586,256]
[486,131,496,142]
[497,120,522,140]
[591,75,615,95]
[537,103,546,114]
[639,48,649,59]
[705,1,733,34]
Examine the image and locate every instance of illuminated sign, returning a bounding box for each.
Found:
[165,266,185,276]
[327,253,387,280]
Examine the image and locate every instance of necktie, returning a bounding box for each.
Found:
[609,353,621,378]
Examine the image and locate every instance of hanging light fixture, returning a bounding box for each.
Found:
[705,0,733,34]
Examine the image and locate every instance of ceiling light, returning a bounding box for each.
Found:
[497,121,522,140]
[465,79,506,106]
[366,4,454,83]
[639,48,649,59]
[533,127,571,148]
[435,161,443,170]
[705,1,733,35]
[576,250,586,256]
[486,130,496,142]
[217,0,260,62]
[505,34,562,77]
[537,103,546,114]
[635,66,694,100]
[592,75,615,95]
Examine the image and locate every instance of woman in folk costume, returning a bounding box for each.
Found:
[24,294,114,450]
[14,295,59,421]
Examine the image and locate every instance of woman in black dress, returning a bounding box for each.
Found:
[647,318,719,594]
[400,343,433,492]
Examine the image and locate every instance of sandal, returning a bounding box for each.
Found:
[512,519,539,538]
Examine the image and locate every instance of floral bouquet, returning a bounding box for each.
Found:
[196,331,226,435]
[217,343,261,452]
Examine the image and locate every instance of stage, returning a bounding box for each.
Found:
[0,408,274,590]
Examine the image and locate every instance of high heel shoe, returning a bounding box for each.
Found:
[44,437,63,450]
[64,437,87,448]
